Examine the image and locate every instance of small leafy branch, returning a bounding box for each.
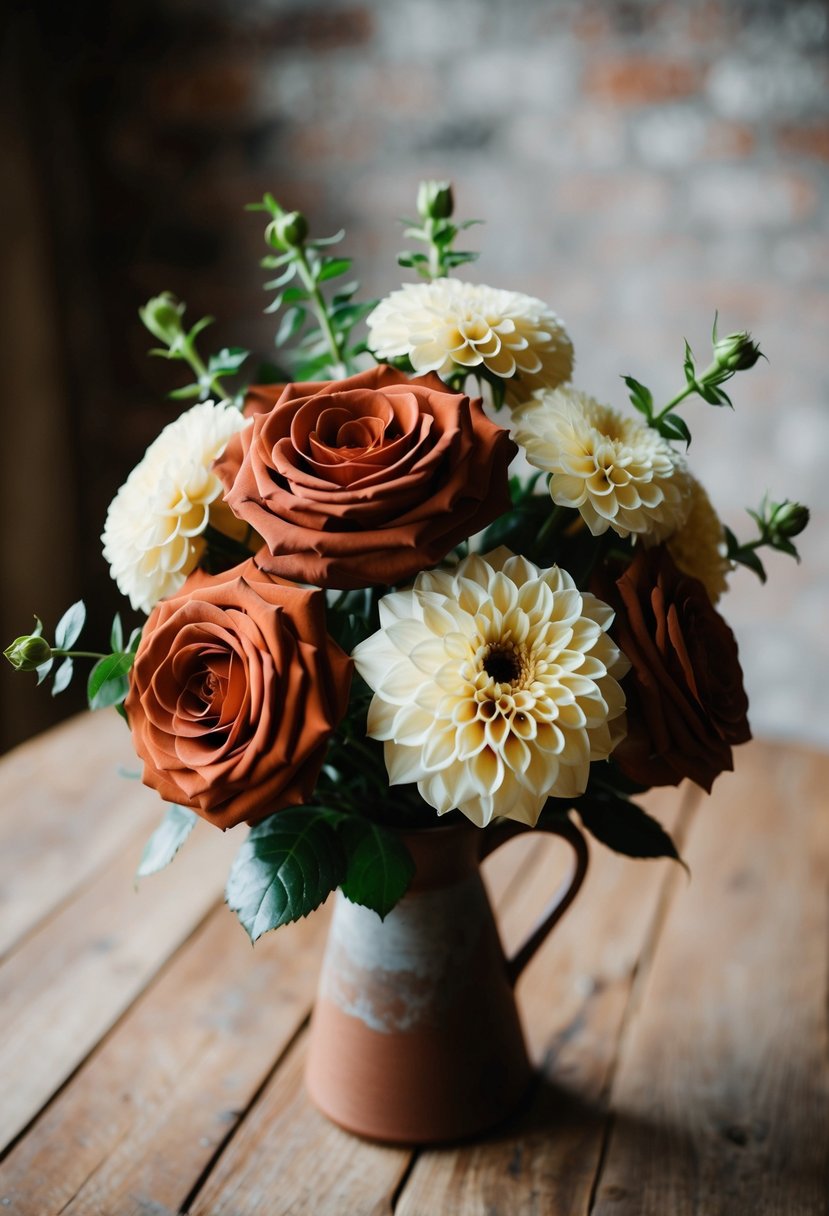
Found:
[139,292,250,406]
[623,313,764,447]
[725,495,810,582]
[3,602,141,714]
[248,195,376,381]
[397,180,482,280]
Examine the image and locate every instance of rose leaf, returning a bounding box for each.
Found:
[136,804,198,880]
[576,796,688,869]
[338,817,416,920]
[54,600,86,651]
[225,808,347,942]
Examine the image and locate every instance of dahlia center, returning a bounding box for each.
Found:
[482,641,527,687]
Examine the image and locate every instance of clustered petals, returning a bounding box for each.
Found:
[367,278,573,404]
[353,549,629,828]
[512,387,689,541]
[102,401,250,614]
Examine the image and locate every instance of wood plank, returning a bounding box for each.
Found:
[0,710,162,957]
[591,742,829,1215]
[184,820,550,1215]
[395,784,699,1216]
[0,902,329,1216]
[0,805,238,1153]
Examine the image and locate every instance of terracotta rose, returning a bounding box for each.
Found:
[214,365,517,589]
[125,560,351,829]
[598,546,751,792]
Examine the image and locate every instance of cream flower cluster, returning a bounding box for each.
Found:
[366,278,573,402]
[667,474,731,603]
[512,387,689,541]
[352,549,629,828]
[102,401,249,614]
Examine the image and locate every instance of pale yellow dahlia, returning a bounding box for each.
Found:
[366,278,573,402]
[102,401,249,614]
[352,549,629,828]
[666,474,731,603]
[512,387,689,541]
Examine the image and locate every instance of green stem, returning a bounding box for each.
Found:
[184,343,229,402]
[653,382,695,424]
[536,503,569,550]
[53,649,108,660]
[294,248,349,376]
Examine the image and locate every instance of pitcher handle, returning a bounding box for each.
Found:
[480,816,589,987]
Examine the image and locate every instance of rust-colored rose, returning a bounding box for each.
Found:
[214,365,517,589]
[125,560,351,829]
[597,546,751,792]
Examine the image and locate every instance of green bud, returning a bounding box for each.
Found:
[712,330,762,373]
[417,180,454,221]
[4,634,53,672]
[770,500,810,539]
[139,292,186,345]
[268,210,309,250]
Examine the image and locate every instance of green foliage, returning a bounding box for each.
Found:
[397,180,482,279]
[136,804,198,879]
[250,194,376,381]
[336,817,416,920]
[139,291,249,405]
[725,494,810,583]
[226,807,347,941]
[574,794,685,867]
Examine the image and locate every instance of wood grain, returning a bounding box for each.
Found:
[0,902,329,1216]
[591,742,829,1215]
[395,785,699,1216]
[0,798,238,1153]
[0,711,158,957]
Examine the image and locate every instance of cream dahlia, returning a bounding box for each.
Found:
[366,278,573,402]
[102,401,249,614]
[512,387,689,541]
[352,549,629,828]
[666,474,731,603]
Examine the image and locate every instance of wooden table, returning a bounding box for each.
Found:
[0,712,827,1214]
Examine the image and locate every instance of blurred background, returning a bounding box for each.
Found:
[1,0,827,753]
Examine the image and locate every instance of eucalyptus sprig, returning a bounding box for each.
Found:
[397,180,482,280]
[3,602,140,712]
[725,496,810,583]
[248,195,375,381]
[623,314,764,447]
[139,292,250,405]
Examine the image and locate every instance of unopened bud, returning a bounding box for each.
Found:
[417,180,454,221]
[269,210,308,249]
[713,331,762,373]
[4,634,52,672]
[771,500,810,539]
[139,292,186,345]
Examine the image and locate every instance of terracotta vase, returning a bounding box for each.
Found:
[305,816,589,1144]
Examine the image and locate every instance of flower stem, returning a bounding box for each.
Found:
[293,248,349,376]
[184,344,230,402]
[653,382,695,424]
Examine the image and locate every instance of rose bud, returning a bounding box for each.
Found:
[267,210,309,250]
[770,500,810,540]
[4,633,52,671]
[712,330,763,373]
[139,292,186,346]
[417,180,454,221]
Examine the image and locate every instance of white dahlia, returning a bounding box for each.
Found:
[102,401,249,614]
[512,387,689,541]
[366,278,573,402]
[666,474,731,603]
[352,549,629,828]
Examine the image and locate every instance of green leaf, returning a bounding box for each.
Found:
[110,613,124,653]
[263,264,298,290]
[136,804,198,879]
[622,375,653,420]
[225,808,346,941]
[167,383,202,401]
[208,346,249,375]
[316,257,352,282]
[51,657,74,696]
[733,547,767,583]
[36,658,54,686]
[87,652,134,710]
[187,316,214,344]
[683,339,696,382]
[54,600,86,650]
[276,305,307,347]
[397,251,429,268]
[127,627,142,654]
[576,797,685,866]
[307,228,346,248]
[657,413,692,447]
[338,818,415,919]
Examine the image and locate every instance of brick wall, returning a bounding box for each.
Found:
[4,0,828,748]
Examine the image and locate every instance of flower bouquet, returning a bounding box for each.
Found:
[5,181,809,1141]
